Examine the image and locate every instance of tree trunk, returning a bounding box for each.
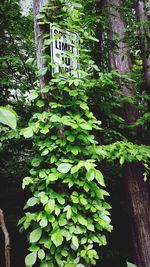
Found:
[33,0,59,106]
[106,0,138,123]
[135,0,150,100]
[33,0,58,109]
[33,0,48,88]
[125,163,150,266]
[105,0,150,266]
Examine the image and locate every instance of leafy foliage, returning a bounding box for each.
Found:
[0,0,150,266]
[19,1,113,266]
[20,57,112,266]
[0,106,17,129]
[19,1,150,266]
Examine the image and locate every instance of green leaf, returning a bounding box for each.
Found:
[41,86,50,93]
[20,127,33,139]
[67,135,75,142]
[59,218,67,226]
[81,237,87,244]
[92,64,100,71]
[22,177,32,189]
[80,123,92,130]
[51,78,61,83]
[71,147,79,155]
[72,236,79,249]
[66,206,72,220]
[40,127,49,135]
[36,13,45,19]
[29,228,42,243]
[38,249,45,260]
[84,33,99,42]
[39,170,46,178]
[51,231,64,247]
[61,229,72,241]
[127,262,137,267]
[80,197,88,205]
[38,67,47,76]
[41,148,49,156]
[28,91,38,101]
[120,157,125,165]
[45,199,55,214]
[87,169,95,181]
[136,155,143,161]
[48,173,59,181]
[95,170,105,187]
[0,106,17,129]
[40,218,48,228]
[31,157,42,167]
[80,103,88,110]
[26,57,34,65]
[71,165,79,174]
[74,79,79,86]
[41,262,53,267]
[87,223,95,232]
[50,155,57,163]
[71,161,84,174]
[27,197,37,207]
[44,39,51,46]
[25,252,37,266]
[57,195,65,205]
[71,192,79,204]
[50,115,60,122]
[72,2,83,8]
[57,163,72,174]
[78,215,87,226]
[36,100,45,108]
[64,264,75,267]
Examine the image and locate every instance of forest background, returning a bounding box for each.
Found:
[0,0,150,267]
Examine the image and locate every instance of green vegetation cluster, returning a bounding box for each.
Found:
[20,1,112,266]
[0,0,150,266]
[19,1,150,266]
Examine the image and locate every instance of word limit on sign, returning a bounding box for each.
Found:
[50,24,79,77]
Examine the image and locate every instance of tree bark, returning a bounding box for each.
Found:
[125,163,150,266]
[0,209,11,267]
[33,0,48,88]
[105,1,150,266]
[135,0,150,100]
[33,0,60,86]
[106,0,138,123]
[33,0,59,107]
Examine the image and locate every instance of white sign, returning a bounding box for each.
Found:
[50,24,79,77]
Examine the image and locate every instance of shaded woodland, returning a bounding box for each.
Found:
[0,0,150,266]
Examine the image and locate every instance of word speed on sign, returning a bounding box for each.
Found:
[50,24,79,77]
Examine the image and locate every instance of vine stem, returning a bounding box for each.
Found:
[0,209,11,267]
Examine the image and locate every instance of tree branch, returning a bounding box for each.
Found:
[0,209,11,267]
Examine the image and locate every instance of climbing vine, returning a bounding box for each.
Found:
[19,1,112,266]
[19,1,150,266]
